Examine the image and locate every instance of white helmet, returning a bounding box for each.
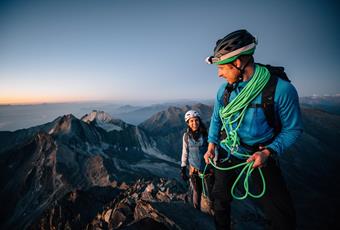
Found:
[184,110,200,122]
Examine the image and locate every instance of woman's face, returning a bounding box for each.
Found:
[188,117,200,131]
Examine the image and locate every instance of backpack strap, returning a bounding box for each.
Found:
[220,84,234,141]
[260,63,290,135]
[221,64,287,137]
[222,84,235,106]
[262,75,281,135]
[184,131,189,146]
[257,63,290,82]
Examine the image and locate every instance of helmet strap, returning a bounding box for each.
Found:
[230,56,252,82]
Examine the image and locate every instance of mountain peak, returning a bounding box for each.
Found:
[49,114,78,134]
[81,110,124,132]
[139,103,213,135]
[81,110,113,123]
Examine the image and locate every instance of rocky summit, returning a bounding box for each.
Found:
[30,178,215,230]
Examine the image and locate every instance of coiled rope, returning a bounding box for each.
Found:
[201,64,270,200]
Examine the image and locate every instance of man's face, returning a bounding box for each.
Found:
[217,63,239,84]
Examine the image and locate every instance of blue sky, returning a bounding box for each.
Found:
[0,0,339,104]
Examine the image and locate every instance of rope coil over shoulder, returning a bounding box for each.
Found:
[201,64,271,200]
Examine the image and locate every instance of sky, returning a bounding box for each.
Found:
[0,0,339,104]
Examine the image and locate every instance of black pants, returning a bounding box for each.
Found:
[190,173,202,209]
[212,156,296,230]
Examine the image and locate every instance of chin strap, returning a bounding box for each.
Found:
[230,56,252,82]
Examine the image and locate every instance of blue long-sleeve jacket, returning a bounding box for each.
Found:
[208,68,303,157]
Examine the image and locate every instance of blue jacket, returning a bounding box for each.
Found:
[208,67,303,157]
[181,133,208,171]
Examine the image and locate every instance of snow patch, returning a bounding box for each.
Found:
[48,127,55,134]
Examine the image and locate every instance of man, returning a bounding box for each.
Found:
[204,29,303,229]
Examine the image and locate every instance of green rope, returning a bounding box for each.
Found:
[201,64,270,200]
[201,158,266,200]
[219,64,270,156]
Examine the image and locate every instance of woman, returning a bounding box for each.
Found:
[180,110,209,210]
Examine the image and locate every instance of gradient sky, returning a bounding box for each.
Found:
[0,0,339,104]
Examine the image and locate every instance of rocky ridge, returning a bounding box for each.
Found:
[31,178,214,230]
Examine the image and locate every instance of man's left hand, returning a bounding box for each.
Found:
[246,148,271,168]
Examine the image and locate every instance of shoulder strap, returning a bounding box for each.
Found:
[264,64,290,82]
[262,75,281,134]
[221,64,287,135]
[184,132,189,145]
[257,63,290,82]
[222,84,235,107]
[258,63,290,134]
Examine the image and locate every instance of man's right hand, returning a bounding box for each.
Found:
[204,143,216,164]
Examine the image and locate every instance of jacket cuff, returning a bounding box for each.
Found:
[266,147,278,159]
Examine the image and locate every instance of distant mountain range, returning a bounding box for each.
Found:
[0,102,339,229]
[113,100,213,125]
[0,111,179,229]
[300,95,340,115]
[0,100,212,131]
[0,96,338,131]
[139,103,212,161]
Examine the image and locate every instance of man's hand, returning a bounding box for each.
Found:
[204,150,215,164]
[246,148,271,168]
[204,143,216,164]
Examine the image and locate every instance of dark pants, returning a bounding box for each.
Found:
[212,156,296,230]
[190,172,202,209]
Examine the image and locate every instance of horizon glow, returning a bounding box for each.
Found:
[1,0,339,104]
